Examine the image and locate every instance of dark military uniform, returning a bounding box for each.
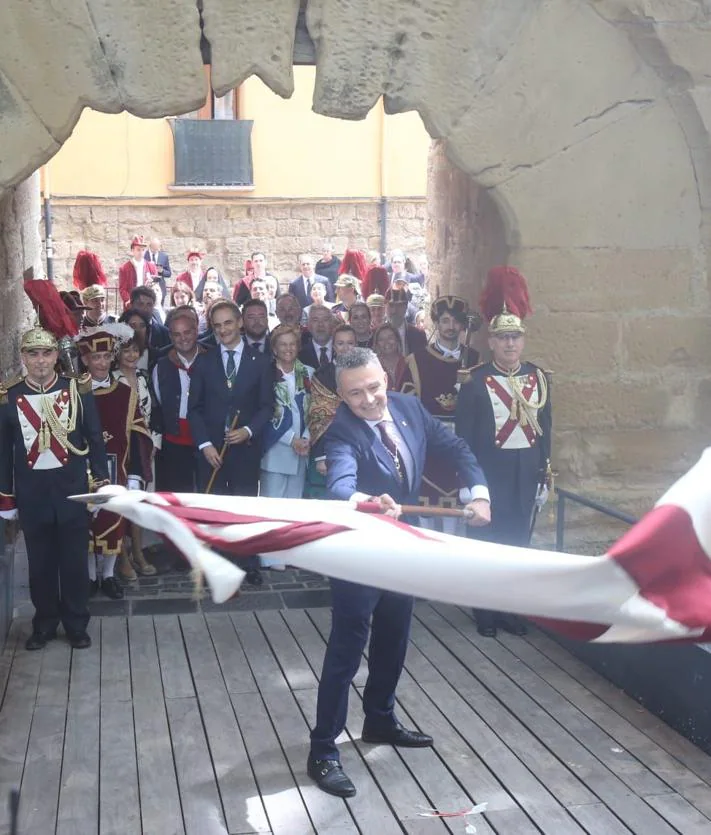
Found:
[0,373,108,635]
[455,360,552,546]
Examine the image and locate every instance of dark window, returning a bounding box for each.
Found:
[171,119,253,187]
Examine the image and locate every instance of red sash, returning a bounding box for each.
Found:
[486,373,538,447]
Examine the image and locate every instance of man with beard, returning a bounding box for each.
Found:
[275,293,303,328]
[455,266,552,638]
[407,296,479,529]
[241,299,272,356]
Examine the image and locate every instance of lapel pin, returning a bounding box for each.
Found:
[402,420,407,427]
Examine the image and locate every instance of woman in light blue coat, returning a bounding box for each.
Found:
[260,324,314,570]
[261,323,314,495]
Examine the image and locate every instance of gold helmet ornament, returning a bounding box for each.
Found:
[479,266,532,335]
[21,268,78,353]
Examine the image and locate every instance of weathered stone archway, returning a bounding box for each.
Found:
[0,0,710,501]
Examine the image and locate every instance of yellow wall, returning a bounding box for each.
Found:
[49,67,430,199]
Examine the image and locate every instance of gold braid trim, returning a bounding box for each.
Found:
[505,366,548,437]
[39,378,89,457]
[307,376,340,446]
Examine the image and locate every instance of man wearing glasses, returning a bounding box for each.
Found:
[455,266,552,638]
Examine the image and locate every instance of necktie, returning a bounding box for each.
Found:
[376,420,407,488]
[226,349,236,389]
[319,346,329,367]
[255,341,263,353]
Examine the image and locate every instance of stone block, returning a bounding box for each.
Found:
[313,204,334,219]
[516,248,696,313]
[526,313,619,375]
[290,204,315,219]
[275,219,301,237]
[553,378,669,431]
[497,103,701,249]
[623,315,710,369]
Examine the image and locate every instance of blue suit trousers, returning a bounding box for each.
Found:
[310,578,414,761]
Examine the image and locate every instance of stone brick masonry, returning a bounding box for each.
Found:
[48,197,426,291]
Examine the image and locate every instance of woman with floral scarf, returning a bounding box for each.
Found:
[260,324,314,569]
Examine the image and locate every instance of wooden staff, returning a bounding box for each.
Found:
[358,502,474,519]
[205,411,240,495]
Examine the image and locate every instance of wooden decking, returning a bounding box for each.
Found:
[1,603,710,835]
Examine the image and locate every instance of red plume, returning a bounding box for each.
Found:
[479,265,532,322]
[24,278,79,338]
[73,250,107,290]
[361,266,390,299]
[338,249,368,282]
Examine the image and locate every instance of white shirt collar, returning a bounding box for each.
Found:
[434,339,461,359]
[220,340,243,357]
[91,376,112,390]
[365,407,393,430]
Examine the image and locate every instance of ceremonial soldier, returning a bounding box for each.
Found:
[455,266,552,637]
[407,296,480,531]
[0,310,109,650]
[76,324,153,599]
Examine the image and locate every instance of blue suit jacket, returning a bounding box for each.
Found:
[325,391,487,504]
[144,249,172,279]
[187,344,274,454]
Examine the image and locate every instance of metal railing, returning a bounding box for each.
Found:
[555,486,639,552]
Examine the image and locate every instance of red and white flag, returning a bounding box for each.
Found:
[74,448,711,644]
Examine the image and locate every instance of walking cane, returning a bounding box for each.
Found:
[205,411,241,495]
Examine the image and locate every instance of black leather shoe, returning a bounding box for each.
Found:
[25,631,56,651]
[473,609,497,638]
[101,577,124,600]
[307,757,356,797]
[89,579,99,598]
[361,722,433,748]
[497,614,528,636]
[68,632,92,650]
[245,568,263,587]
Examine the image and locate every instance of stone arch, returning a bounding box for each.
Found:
[0,0,710,501]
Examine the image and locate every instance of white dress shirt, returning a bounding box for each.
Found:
[132,258,147,285]
[151,350,198,418]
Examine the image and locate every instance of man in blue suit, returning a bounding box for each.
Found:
[308,348,491,797]
[188,300,274,583]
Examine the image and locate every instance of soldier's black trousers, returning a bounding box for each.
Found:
[24,517,90,635]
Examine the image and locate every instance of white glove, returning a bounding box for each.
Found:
[535,484,549,510]
[0,509,18,521]
[127,476,142,491]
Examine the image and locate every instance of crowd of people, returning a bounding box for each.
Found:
[0,235,552,798]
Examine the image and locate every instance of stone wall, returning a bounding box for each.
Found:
[47,198,426,289]
[0,173,42,377]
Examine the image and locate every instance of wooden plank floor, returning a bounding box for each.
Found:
[0,604,710,835]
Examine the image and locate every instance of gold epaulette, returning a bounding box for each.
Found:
[0,375,23,405]
[75,372,93,395]
[456,362,484,386]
